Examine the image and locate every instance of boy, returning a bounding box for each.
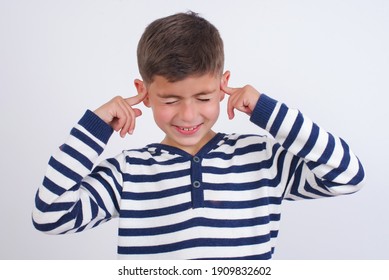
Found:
[32,12,365,259]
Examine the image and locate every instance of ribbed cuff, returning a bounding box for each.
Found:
[250,94,277,129]
[78,110,113,144]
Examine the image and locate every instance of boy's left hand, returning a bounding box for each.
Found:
[221,84,261,119]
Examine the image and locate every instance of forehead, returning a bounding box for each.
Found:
[147,74,220,97]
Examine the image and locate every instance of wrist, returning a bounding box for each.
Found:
[249,94,277,129]
[79,110,114,144]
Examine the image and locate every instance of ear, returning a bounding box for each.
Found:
[219,70,231,101]
[134,79,150,107]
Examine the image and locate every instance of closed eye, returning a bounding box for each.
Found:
[198,98,210,102]
[162,98,180,105]
[165,100,178,105]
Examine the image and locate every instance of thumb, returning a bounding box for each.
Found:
[133,108,143,117]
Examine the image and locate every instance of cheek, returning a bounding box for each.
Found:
[151,106,174,125]
[203,100,220,119]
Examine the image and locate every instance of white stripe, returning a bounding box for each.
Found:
[332,151,360,184]
[32,207,69,224]
[203,150,270,168]
[117,242,272,260]
[266,101,282,131]
[124,176,190,193]
[205,187,282,202]
[311,136,344,178]
[306,126,329,162]
[75,123,106,148]
[275,108,300,140]
[118,223,275,247]
[83,175,120,215]
[287,117,313,153]
[127,161,191,175]
[66,135,100,160]
[119,206,281,230]
[120,192,192,211]
[53,150,90,176]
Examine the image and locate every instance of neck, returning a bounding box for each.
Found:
[161,130,216,155]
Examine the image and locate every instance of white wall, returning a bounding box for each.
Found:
[1,0,388,259]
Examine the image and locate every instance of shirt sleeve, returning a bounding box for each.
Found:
[250,94,365,200]
[32,110,124,234]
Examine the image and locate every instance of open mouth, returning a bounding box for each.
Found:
[179,125,199,131]
[175,124,202,135]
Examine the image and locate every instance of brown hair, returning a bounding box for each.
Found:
[137,11,224,84]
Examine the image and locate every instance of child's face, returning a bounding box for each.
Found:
[136,72,230,155]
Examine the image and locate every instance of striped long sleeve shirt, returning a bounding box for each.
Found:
[32,94,365,259]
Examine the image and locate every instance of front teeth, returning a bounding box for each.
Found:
[181,126,196,131]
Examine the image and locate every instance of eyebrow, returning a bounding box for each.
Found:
[156,90,216,99]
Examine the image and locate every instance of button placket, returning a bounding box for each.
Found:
[190,156,203,208]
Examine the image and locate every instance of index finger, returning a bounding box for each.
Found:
[221,84,236,95]
[125,91,147,106]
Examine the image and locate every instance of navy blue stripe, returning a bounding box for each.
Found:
[122,185,190,200]
[281,154,301,199]
[270,103,288,136]
[323,162,364,189]
[208,142,267,161]
[35,192,75,212]
[322,181,346,188]
[347,160,365,186]
[125,155,189,166]
[92,165,123,196]
[75,224,88,233]
[287,162,313,200]
[307,133,336,170]
[218,134,262,147]
[120,202,192,218]
[194,251,272,260]
[145,133,225,159]
[60,144,93,170]
[82,181,114,218]
[93,218,108,228]
[297,122,319,158]
[205,180,272,191]
[119,215,280,236]
[106,157,122,172]
[70,127,104,154]
[205,142,278,173]
[323,138,351,181]
[49,157,83,182]
[303,180,332,198]
[283,112,304,150]
[204,196,281,209]
[91,197,98,219]
[42,176,66,196]
[203,162,266,175]
[74,200,83,228]
[32,210,76,232]
[117,234,271,255]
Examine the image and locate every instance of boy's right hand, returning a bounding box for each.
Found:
[94,92,147,138]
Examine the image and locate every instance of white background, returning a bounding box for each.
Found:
[1,0,388,259]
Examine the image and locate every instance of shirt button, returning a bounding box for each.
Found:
[193,156,201,163]
[192,181,201,188]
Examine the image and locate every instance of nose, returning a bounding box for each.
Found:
[179,100,197,122]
